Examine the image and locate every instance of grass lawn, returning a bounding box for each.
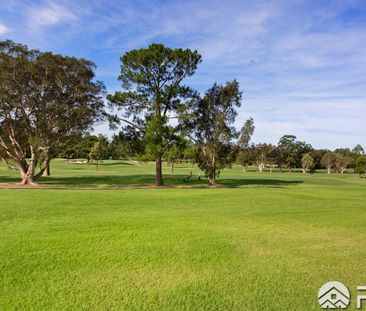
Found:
[0,160,365,310]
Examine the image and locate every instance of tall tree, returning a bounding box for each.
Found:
[180,81,241,186]
[108,43,201,186]
[0,40,105,184]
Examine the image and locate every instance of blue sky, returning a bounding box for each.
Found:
[0,0,365,149]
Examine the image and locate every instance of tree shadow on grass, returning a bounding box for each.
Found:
[96,161,137,166]
[0,176,20,184]
[0,174,303,188]
[219,178,303,187]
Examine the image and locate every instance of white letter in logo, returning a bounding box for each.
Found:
[318,281,350,309]
[357,286,366,309]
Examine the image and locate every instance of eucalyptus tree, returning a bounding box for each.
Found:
[321,152,336,174]
[0,40,105,184]
[180,80,241,186]
[254,143,273,173]
[301,153,314,173]
[236,117,255,172]
[335,154,353,174]
[278,135,312,171]
[236,144,254,172]
[108,43,201,186]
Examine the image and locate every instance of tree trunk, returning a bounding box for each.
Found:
[209,159,216,186]
[42,160,50,177]
[171,161,174,175]
[327,167,331,174]
[209,170,216,186]
[258,163,264,172]
[243,166,246,173]
[96,159,99,171]
[18,150,38,185]
[20,173,37,185]
[270,167,273,173]
[155,156,164,186]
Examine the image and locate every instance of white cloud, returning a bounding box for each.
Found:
[0,23,9,35]
[27,2,78,30]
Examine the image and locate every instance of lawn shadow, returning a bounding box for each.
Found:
[0,174,304,188]
[219,178,303,187]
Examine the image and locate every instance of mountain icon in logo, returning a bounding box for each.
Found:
[318,281,350,309]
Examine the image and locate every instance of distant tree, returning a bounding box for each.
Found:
[254,143,273,172]
[355,155,366,177]
[301,153,314,173]
[164,137,187,174]
[274,144,286,172]
[109,126,144,160]
[236,145,254,172]
[89,135,110,171]
[278,135,297,172]
[321,152,336,174]
[236,118,255,172]
[74,133,99,162]
[108,43,202,186]
[278,135,312,172]
[182,143,196,166]
[181,81,241,186]
[334,154,353,174]
[268,146,280,173]
[56,133,98,164]
[0,40,105,184]
[311,149,328,169]
[238,117,255,149]
[352,144,364,155]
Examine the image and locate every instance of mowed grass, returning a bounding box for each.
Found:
[0,160,365,310]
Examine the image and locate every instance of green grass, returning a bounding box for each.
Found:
[0,160,365,310]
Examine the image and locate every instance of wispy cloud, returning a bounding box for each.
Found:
[26,2,78,30]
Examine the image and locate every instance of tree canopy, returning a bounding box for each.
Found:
[108,43,202,186]
[180,80,241,185]
[0,40,105,184]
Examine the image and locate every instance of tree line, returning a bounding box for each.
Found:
[52,131,366,176]
[1,40,365,185]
